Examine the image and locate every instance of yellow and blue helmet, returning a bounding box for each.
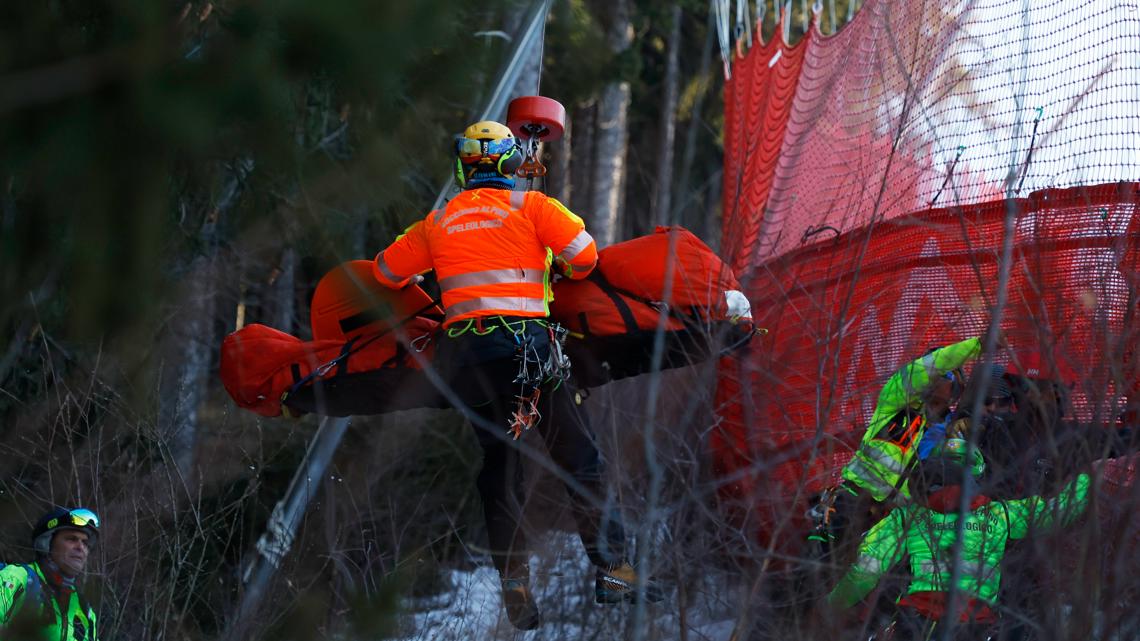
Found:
[454,120,521,189]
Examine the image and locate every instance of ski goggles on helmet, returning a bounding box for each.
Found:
[53,508,100,530]
[33,507,100,554]
[456,136,516,164]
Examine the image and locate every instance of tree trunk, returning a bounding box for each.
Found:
[587,0,632,247]
[165,255,216,477]
[546,117,571,203]
[159,157,253,480]
[653,4,683,227]
[569,102,596,217]
[706,167,723,253]
[270,247,295,334]
[677,8,717,238]
[504,0,544,100]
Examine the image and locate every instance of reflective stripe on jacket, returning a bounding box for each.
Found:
[827,473,1091,611]
[373,188,597,327]
[842,337,982,502]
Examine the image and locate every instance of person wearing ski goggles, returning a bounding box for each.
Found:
[0,507,101,640]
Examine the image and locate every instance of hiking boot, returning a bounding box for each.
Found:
[595,562,667,604]
[501,575,541,630]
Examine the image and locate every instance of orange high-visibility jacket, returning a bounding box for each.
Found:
[373,188,598,327]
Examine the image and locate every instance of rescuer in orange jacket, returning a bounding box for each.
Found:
[373,120,662,629]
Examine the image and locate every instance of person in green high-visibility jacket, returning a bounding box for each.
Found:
[0,507,100,641]
[826,439,1092,641]
[842,336,988,503]
[807,336,991,573]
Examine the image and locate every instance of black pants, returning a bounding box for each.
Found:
[435,318,624,575]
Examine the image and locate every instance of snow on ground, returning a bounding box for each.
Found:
[394,531,737,640]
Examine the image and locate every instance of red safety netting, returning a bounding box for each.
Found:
[713,0,1140,535]
[721,31,806,274]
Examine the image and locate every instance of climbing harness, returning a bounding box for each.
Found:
[443,315,573,439]
[444,316,571,387]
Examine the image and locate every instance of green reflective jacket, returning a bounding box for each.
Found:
[0,562,98,641]
[841,337,982,501]
[828,472,1091,609]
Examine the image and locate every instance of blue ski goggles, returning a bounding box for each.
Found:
[56,508,100,530]
[456,136,517,163]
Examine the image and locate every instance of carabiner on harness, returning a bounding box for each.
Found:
[507,322,573,439]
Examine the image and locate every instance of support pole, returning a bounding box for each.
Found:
[225,416,351,639]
